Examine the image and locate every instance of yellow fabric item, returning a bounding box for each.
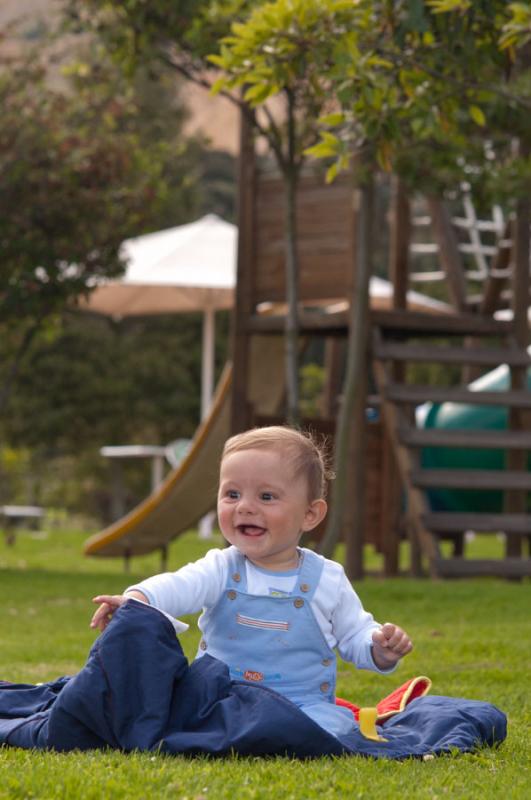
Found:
[358,707,388,742]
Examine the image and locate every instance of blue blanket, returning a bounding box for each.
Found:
[0,601,506,759]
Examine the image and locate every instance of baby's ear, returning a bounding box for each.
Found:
[303,498,328,531]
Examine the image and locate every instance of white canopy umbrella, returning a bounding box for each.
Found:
[81,214,237,419]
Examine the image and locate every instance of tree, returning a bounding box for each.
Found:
[307,1,531,200]
[59,0,531,559]
[62,0,352,424]
[307,0,531,558]
[0,309,230,516]
[209,0,359,423]
[0,42,201,413]
[2,312,206,450]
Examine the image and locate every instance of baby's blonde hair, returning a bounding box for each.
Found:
[221,426,334,500]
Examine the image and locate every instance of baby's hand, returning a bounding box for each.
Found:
[90,594,128,632]
[371,622,413,669]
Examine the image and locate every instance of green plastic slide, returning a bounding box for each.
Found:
[418,363,531,513]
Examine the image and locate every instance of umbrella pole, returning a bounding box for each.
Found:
[201,307,215,421]
[199,307,216,539]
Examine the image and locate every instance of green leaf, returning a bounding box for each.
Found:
[427,0,471,13]
[207,54,226,68]
[469,104,486,126]
[325,161,339,183]
[209,76,227,96]
[319,112,345,127]
[305,140,339,159]
[243,82,275,104]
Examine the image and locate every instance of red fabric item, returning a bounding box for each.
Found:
[336,676,432,722]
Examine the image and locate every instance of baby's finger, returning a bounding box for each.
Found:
[90,602,112,630]
[372,628,389,648]
[389,631,413,655]
[372,623,396,648]
[385,626,405,650]
[381,622,397,641]
[92,594,118,606]
[89,608,106,630]
[397,633,413,653]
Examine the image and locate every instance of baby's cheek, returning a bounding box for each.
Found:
[218,506,234,530]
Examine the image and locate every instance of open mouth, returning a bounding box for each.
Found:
[237,525,266,537]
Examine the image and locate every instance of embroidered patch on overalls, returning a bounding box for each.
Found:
[231,666,283,682]
[243,670,264,682]
[236,613,290,631]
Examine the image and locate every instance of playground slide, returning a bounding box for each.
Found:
[84,336,286,558]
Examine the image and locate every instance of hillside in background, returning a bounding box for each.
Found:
[1,0,240,153]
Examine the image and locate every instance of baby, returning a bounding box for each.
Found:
[91,426,412,738]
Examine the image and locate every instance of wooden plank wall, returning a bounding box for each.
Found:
[253,171,355,303]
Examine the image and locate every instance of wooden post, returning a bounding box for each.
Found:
[480,221,512,315]
[426,197,468,311]
[382,176,410,576]
[390,177,410,310]
[322,338,345,418]
[463,220,513,384]
[505,192,530,562]
[231,108,256,434]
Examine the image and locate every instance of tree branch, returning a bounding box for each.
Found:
[159,46,289,170]
[376,46,531,111]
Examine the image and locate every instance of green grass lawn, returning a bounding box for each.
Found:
[0,526,530,799]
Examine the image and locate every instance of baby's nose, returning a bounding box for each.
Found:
[236,496,256,514]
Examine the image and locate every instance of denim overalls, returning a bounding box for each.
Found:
[196,547,356,737]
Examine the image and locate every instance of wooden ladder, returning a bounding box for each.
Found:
[371,309,531,578]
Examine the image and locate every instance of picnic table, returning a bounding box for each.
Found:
[100,441,191,522]
[0,505,44,546]
[100,445,168,522]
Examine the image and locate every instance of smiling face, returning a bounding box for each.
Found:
[217,447,327,571]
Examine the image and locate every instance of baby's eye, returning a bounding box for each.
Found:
[226,489,240,500]
[260,492,274,501]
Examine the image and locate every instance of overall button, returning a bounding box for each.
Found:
[300,583,310,593]
[227,590,237,600]
[293,598,304,608]
[199,640,207,651]
[232,573,241,582]
[320,682,330,693]
[322,658,331,667]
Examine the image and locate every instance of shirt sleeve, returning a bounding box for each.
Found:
[329,564,396,674]
[124,547,228,618]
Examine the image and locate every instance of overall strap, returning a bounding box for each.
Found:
[294,549,324,602]
[225,548,248,591]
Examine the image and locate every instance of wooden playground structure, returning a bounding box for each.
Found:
[84,113,530,580]
[231,117,531,580]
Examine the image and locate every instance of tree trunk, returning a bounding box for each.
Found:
[0,321,42,414]
[319,171,374,566]
[283,93,300,426]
